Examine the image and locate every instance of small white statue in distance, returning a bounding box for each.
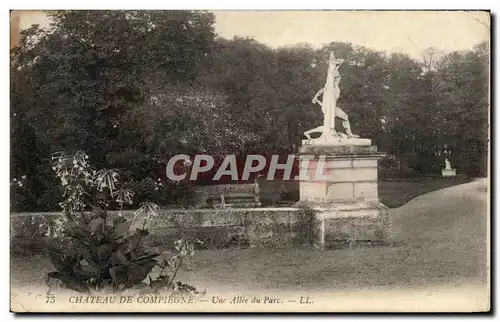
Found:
[445,158,452,170]
[442,158,456,177]
[304,54,359,139]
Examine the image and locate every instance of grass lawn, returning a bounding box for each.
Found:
[258,175,472,208]
[378,175,472,208]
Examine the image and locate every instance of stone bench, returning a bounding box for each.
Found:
[196,182,261,208]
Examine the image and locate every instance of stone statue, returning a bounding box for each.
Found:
[442,157,456,177]
[304,52,359,140]
[445,158,452,170]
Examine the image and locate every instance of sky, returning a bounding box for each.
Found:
[14,10,490,60]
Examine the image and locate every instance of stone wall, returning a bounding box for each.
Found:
[11,205,391,252]
[10,208,312,252]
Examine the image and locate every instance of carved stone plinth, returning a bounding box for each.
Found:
[297,144,391,249]
[442,168,457,177]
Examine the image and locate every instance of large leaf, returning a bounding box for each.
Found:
[135,229,149,237]
[124,233,141,253]
[116,249,129,265]
[132,253,160,264]
[113,220,132,237]
[68,226,90,240]
[125,259,157,288]
[80,247,99,268]
[88,217,104,231]
[109,265,128,285]
[47,252,77,275]
[70,226,102,247]
[97,244,114,263]
[79,258,101,276]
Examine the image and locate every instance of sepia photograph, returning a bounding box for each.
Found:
[9,9,490,313]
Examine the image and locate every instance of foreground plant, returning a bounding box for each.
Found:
[45,151,202,295]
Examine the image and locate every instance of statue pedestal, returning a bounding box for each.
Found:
[297,143,391,250]
[442,168,457,177]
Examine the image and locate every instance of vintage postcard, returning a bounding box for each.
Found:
[10,10,490,313]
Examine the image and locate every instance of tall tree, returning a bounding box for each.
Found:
[11,10,216,165]
[433,41,489,175]
[10,10,219,209]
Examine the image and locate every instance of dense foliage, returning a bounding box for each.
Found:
[45,151,202,295]
[11,11,489,211]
